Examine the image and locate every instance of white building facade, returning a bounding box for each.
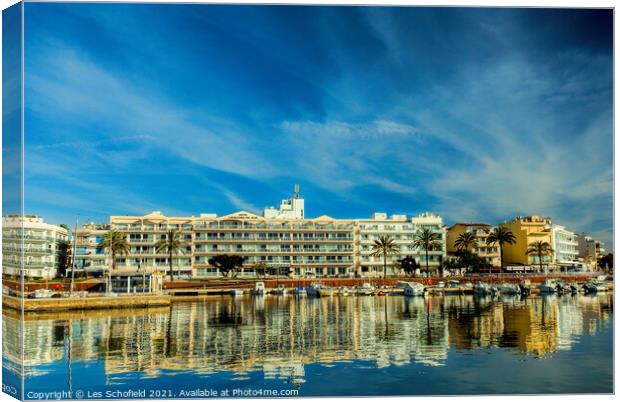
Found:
[551,225,579,263]
[2,215,69,279]
[358,212,446,277]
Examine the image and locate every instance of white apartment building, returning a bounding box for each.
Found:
[71,187,446,279]
[358,212,446,277]
[551,225,579,264]
[102,210,353,278]
[2,215,69,279]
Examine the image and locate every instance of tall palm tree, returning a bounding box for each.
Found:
[411,228,443,277]
[454,231,477,252]
[486,226,516,273]
[97,230,130,292]
[370,235,401,279]
[155,229,188,282]
[526,241,554,274]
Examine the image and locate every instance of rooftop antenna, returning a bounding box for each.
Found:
[294,183,300,199]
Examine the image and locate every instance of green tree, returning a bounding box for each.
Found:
[155,229,188,282]
[456,250,487,274]
[208,254,245,278]
[526,241,554,274]
[486,227,516,272]
[398,256,419,277]
[97,231,130,289]
[411,228,443,277]
[454,231,477,252]
[370,235,401,279]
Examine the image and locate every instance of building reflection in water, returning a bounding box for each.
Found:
[2,294,613,384]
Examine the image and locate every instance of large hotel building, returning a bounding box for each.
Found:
[75,186,446,278]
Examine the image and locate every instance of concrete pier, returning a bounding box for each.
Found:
[2,294,171,312]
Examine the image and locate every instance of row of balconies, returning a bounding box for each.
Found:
[2,234,65,242]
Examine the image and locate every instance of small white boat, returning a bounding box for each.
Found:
[32,289,54,299]
[403,282,426,297]
[230,289,244,296]
[252,281,266,295]
[462,282,474,289]
[271,285,288,295]
[473,282,493,295]
[538,279,558,294]
[437,281,446,288]
[583,281,608,293]
[356,283,375,296]
[497,283,520,295]
[337,286,350,296]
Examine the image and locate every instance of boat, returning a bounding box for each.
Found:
[569,283,580,294]
[437,281,446,288]
[555,280,571,295]
[271,285,288,295]
[293,287,306,296]
[497,282,520,295]
[355,283,375,296]
[462,282,474,289]
[31,289,54,299]
[337,286,350,296]
[473,282,493,296]
[538,279,558,294]
[306,283,335,297]
[447,280,460,288]
[519,279,532,296]
[583,280,608,293]
[230,289,244,296]
[252,281,266,295]
[403,282,426,296]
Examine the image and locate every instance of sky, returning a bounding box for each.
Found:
[16,4,613,248]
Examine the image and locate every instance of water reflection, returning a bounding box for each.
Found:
[2,294,613,386]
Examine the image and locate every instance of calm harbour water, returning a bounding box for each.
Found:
[3,293,614,398]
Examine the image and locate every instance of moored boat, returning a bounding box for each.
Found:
[230,289,244,296]
[355,283,375,296]
[497,282,520,295]
[252,281,266,295]
[473,282,493,295]
[306,283,335,297]
[337,286,350,296]
[538,279,558,294]
[271,285,288,295]
[403,282,426,297]
[583,280,608,293]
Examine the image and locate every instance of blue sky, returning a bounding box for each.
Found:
[20,4,613,248]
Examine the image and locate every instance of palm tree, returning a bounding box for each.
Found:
[411,228,443,277]
[155,229,188,282]
[486,226,516,273]
[370,235,401,279]
[97,230,130,291]
[526,241,554,274]
[454,231,477,252]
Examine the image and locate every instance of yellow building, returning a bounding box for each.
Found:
[446,223,500,266]
[500,216,553,267]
